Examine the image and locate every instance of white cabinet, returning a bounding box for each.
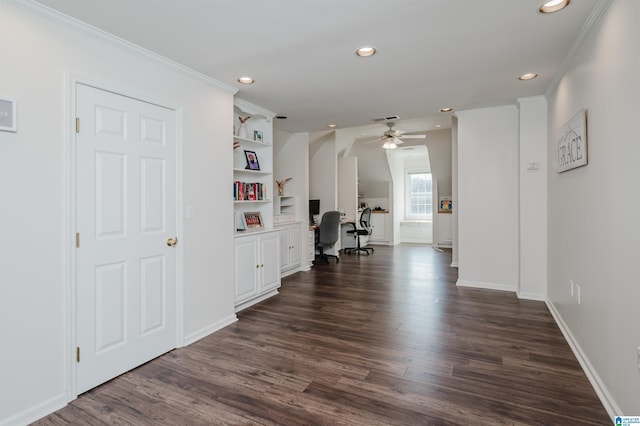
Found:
[234,230,281,311]
[307,229,315,264]
[276,221,302,277]
[369,213,389,243]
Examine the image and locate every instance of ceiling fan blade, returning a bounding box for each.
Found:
[393,137,405,145]
[363,137,384,144]
[399,134,426,139]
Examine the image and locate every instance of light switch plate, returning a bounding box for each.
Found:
[0,98,16,132]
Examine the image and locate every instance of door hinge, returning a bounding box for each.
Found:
[75,232,80,248]
[76,347,80,363]
[75,117,80,133]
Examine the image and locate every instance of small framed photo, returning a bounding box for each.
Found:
[244,150,260,170]
[243,211,263,228]
[0,98,17,132]
[254,130,263,142]
[439,196,452,213]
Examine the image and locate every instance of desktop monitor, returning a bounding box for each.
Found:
[309,199,320,225]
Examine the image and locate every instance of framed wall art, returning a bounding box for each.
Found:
[556,109,587,173]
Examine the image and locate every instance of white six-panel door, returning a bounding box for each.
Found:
[75,83,177,394]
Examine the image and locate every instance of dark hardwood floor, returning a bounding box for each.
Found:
[35,244,610,425]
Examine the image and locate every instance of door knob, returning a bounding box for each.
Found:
[166,237,178,247]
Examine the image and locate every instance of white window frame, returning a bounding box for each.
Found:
[405,169,433,220]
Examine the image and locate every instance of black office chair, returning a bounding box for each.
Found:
[316,210,341,264]
[345,207,374,255]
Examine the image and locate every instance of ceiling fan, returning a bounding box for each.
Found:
[372,122,426,149]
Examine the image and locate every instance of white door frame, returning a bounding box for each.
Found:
[64,74,184,401]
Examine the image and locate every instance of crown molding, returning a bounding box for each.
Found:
[2,0,238,95]
[234,98,276,120]
[544,0,613,99]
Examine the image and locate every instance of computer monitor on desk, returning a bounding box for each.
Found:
[309,199,320,225]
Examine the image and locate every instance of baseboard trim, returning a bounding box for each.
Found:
[456,279,516,292]
[0,392,66,426]
[182,314,238,347]
[546,300,619,422]
[516,291,546,301]
[234,289,279,313]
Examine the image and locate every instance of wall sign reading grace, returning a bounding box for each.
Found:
[556,109,587,173]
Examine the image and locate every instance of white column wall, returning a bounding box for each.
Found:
[0,3,236,424]
[456,106,519,292]
[517,96,547,301]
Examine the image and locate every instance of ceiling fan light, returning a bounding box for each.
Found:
[382,141,397,149]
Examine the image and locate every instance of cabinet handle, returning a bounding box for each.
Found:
[261,264,264,268]
[256,264,260,268]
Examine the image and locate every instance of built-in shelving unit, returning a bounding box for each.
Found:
[275,195,296,216]
[233,99,281,312]
[233,100,275,233]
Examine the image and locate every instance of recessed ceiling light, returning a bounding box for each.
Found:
[439,107,453,113]
[237,76,254,84]
[328,124,337,128]
[519,73,538,80]
[539,0,570,14]
[435,124,442,128]
[356,46,376,57]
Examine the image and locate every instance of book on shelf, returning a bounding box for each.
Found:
[233,181,267,201]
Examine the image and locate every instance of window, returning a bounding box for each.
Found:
[405,170,432,219]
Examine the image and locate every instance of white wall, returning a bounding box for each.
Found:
[309,132,337,215]
[273,129,309,223]
[546,0,639,415]
[456,105,519,291]
[517,96,547,301]
[0,3,236,424]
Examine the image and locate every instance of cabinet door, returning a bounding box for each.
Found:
[370,214,386,241]
[234,237,259,303]
[260,232,281,292]
[277,227,290,270]
[289,224,302,268]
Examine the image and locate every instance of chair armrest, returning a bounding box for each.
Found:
[345,221,357,233]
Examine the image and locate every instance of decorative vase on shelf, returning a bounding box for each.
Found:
[237,123,248,138]
[237,116,251,138]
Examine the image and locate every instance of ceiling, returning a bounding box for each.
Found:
[34,0,602,133]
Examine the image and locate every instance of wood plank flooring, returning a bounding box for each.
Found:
[34,244,610,425]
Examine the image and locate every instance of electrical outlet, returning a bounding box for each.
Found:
[570,280,574,297]
[576,284,581,305]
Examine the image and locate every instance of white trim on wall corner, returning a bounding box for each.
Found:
[456,279,516,293]
[516,291,546,302]
[0,393,66,426]
[3,0,238,95]
[544,0,613,99]
[546,300,619,421]
[182,314,238,347]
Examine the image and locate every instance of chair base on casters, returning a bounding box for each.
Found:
[316,246,339,264]
[345,246,374,255]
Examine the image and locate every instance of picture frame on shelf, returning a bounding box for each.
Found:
[244,150,260,170]
[243,211,263,228]
[235,212,247,232]
[0,98,17,132]
[254,130,263,142]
